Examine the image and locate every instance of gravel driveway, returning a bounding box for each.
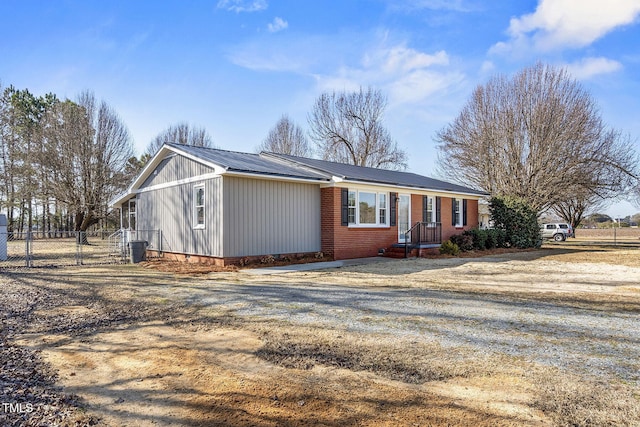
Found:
[182,272,639,387]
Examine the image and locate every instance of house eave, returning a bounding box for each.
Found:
[224,170,331,184]
[109,144,230,208]
[320,178,487,198]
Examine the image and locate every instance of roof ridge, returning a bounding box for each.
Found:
[269,152,410,174]
[166,143,262,157]
[261,152,339,178]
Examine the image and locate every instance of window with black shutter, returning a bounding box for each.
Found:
[422,196,428,222]
[463,199,468,226]
[341,188,349,226]
[451,198,457,226]
[390,192,397,226]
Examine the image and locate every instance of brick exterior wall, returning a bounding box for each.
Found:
[320,186,338,260]
[440,197,479,242]
[322,188,481,260]
[321,187,398,260]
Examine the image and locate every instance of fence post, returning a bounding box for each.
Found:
[76,232,84,265]
[0,214,7,262]
[26,231,32,267]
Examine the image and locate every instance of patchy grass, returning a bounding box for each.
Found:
[252,323,640,426]
[533,371,640,427]
[254,326,480,383]
[4,242,640,426]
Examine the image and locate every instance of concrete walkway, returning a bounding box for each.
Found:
[244,256,395,275]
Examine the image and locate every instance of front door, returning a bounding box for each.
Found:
[398,194,411,243]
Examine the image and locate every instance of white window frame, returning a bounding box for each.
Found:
[426,195,435,224]
[127,198,137,230]
[348,190,389,227]
[348,190,356,224]
[454,197,463,227]
[379,193,387,224]
[193,184,205,229]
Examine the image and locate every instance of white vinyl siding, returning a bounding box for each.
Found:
[141,154,215,188]
[137,176,223,257]
[223,176,320,257]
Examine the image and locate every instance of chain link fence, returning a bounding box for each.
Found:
[0,230,162,269]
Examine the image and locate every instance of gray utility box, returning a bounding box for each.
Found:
[128,240,148,264]
[0,214,6,261]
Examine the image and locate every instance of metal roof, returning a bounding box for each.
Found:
[264,153,488,196]
[111,144,486,207]
[169,144,329,181]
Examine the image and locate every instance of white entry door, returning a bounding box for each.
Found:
[398,194,411,243]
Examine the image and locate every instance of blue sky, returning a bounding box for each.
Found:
[2,0,640,216]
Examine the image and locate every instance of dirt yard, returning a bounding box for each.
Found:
[2,239,640,426]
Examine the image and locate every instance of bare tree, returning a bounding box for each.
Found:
[257,114,313,157]
[308,87,407,170]
[551,191,607,232]
[436,63,638,212]
[144,122,215,156]
[257,114,312,157]
[43,91,133,233]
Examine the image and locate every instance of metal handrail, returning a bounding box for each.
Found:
[404,222,442,258]
[404,222,421,258]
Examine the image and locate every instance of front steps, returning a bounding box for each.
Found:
[384,243,441,258]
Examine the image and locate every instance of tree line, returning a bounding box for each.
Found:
[2,62,637,237]
[0,83,221,237]
[260,65,638,228]
[435,63,639,228]
[0,85,136,236]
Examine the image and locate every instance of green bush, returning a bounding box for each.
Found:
[449,233,474,251]
[439,240,460,256]
[489,196,541,249]
[485,228,507,249]
[448,228,510,252]
[465,228,487,250]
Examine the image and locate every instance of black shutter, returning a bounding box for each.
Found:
[422,196,428,222]
[436,197,441,223]
[451,198,457,226]
[341,188,349,226]
[390,192,397,226]
[463,199,468,226]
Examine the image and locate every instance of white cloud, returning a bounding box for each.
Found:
[480,60,495,74]
[217,0,267,13]
[369,46,449,74]
[314,43,463,107]
[492,0,640,54]
[226,36,321,72]
[564,57,623,80]
[386,0,477,13]
[267,17,288,33]
[227,32,465,109]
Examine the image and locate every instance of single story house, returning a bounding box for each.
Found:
[110,143,487,265]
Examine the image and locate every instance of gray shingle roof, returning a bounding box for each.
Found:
[168,144,329,181]
[167,144,486,196]
[264,153,487,196]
